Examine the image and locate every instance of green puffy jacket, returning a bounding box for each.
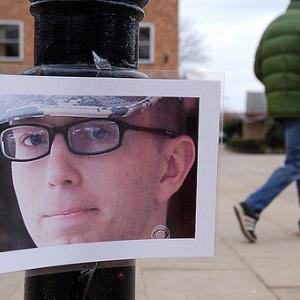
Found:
[254,0,300,118]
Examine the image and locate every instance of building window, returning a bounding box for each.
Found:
[0,21,23,62]
[139,23,155,64]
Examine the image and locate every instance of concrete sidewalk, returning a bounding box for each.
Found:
[1,148,300,299]
[136,148,300,300]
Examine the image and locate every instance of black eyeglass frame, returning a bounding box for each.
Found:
[0,118,180,162]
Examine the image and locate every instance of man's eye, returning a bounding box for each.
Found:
[22,134,46,146]
[87,127,109,139]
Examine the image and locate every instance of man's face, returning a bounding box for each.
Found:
[11,111,167,247]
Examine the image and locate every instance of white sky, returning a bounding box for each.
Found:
[179,0,290,112]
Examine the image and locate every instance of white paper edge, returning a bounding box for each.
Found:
[0,74,222,273]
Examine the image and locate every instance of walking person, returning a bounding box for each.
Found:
[234,0,300,243]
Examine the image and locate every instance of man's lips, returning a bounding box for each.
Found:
[44,208,99,218]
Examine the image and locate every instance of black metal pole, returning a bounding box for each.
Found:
[24,261,136,300]
[24,0,148,79]
[23,0,149,299]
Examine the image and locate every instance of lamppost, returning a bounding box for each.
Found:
[23,0,149,298]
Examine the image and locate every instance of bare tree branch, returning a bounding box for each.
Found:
[179,18,209,71]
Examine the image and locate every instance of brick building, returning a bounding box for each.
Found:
[243,92,267,139]
[0,0,178,73]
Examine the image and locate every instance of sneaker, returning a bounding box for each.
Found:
[234,202,258,243]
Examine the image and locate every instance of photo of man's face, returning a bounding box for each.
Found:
[6,99,196,247]
[0,75,220,273]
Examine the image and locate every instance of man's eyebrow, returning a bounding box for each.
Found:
[11,118,41,125]
[10,116,91,126]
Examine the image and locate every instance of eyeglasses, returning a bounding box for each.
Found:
[0,118,179,162]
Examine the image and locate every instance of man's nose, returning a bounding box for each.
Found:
[46,135,81,187]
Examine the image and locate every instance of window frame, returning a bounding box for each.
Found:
[138,22,155,64]
[0,20,24,62]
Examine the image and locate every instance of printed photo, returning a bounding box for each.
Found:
[0,75,221,273]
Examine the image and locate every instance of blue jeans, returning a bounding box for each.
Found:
[245,118,300,214]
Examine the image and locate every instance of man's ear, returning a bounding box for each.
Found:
[156,135,196,203]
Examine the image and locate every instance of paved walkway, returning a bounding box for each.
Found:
[1,148,300,299]
[136,148,300,299]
